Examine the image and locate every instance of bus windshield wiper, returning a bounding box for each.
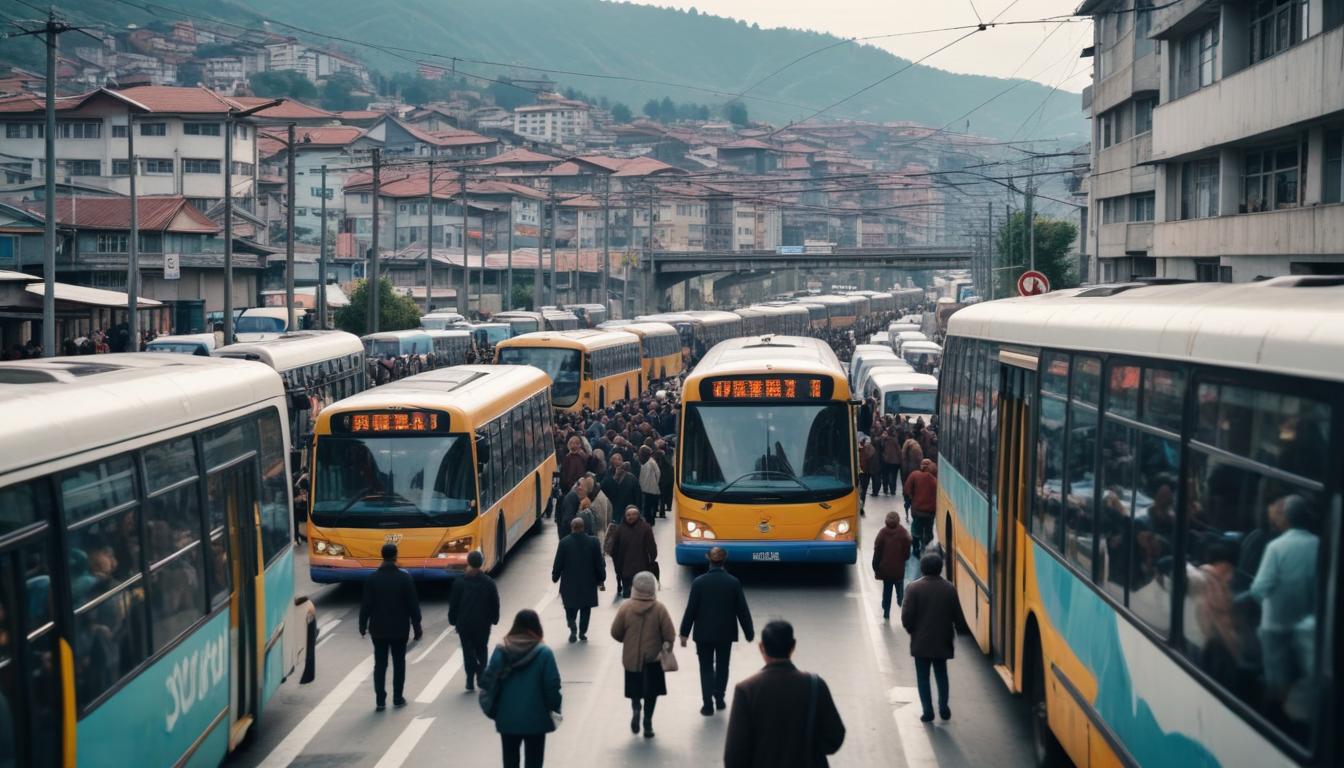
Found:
[705,470,809,504]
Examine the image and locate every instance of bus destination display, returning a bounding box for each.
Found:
[336,410,449,434]
[700,375,832,401]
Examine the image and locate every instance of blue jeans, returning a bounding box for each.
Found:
[881,579,904,616]
[914,657,949,717]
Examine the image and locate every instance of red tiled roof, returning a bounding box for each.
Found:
[545,155,681,178]
[257,125,366,157]
[477,147,560,166]
[24,196,219,232]
[343,170,545,200]
[232,96,336,120]
[109,85,240,113]
[718,138,774,151]
[336,110,386,120]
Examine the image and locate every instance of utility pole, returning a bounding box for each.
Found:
[40,13,68,355]
[478,211,485,311]
[624,191,634,319]
[548,188,558,306]
[127,111,139,351]
[425,160,435,313]
[505,198,514,310]
[223,113,234,345]
[601,173,611,311]
[532,198,543,310]
[646,187,654,313]
[285,123,297,332]
[317,164,327,328]
[459,164,469,316]
[369,148,381,333]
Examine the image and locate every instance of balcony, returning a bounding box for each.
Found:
[1082,85,1093,113]
[1096,222,1153,258]
[1152,25,1344,161]
[1152,203,1344,259]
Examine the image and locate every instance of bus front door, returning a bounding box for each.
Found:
[0,529,62,768]
[992,358,1035,675]
[213,460,261,749]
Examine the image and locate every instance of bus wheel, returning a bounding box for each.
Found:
[493,517,507,574]
[1027,626,1067,767]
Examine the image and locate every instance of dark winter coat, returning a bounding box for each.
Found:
[901,574,959,659]
[447,571,499,635]
[872,521,912,582]
[609,517,657,582]
[559,451,588,493]
[678,566,754,646]
[552,531,605,610]
[724,661,846,768]
[358,562,422,640]
[486,639,562,735]
[601,471,639,518]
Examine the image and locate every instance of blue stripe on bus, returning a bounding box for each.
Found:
[310,565,459,583]
[76,611,231,768]
[1032,542,1219,768]
[941,460,991,550]
[675,540,857,565]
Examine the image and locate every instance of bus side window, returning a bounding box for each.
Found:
[490,419,504,502]
[256,410,291,564]
[500,413,516,492]
[143,437,208,651]
[522,396,536,470]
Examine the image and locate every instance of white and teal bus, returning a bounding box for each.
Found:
[0,354,310,767]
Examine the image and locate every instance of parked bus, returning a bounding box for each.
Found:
[733,307,769,337]
[494,311,546,335]
[756,304,811,336]
[495,329,643,412]
[235,306,306,341]
[568,303,609,327]
[636,313,701,358]
[0,354,308,767]
[419,311,467,331]
[675,335,858,565]
[794,301,829,331]
[466,322,513,357]
[616,321,684,383]
[938,279,1344,768]
[307,365,556,581]
[863,370,937,423]
[543,311,582,331]
[809,296,857,330]
[145,332,216,356]
[683,311,743,355]
[423,329,473,367]
[217,330,366,460]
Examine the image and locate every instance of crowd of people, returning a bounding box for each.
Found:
[0,322,160,360]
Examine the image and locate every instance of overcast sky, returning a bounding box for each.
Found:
[623,0,1093,91]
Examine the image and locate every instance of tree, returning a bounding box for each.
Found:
[511,278,534,311]
[611,102,633,123]
[643,99,660,119]
[177,62,203,87]
[724,100,749,126]
[658,96,676,123]
[994,211,1079,297]
[248,71,317,101]
[487,78,536,111]
[320,72,364,111]
[335,278,422,336]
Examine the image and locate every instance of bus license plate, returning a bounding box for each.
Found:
[752,551,780,562]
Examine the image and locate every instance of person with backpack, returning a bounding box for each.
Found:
[480,609,562,768]
[552,517,606,643]
[448,550,500,692]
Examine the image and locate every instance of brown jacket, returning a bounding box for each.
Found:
[609,597,675,672]
[559,451,588,494]
[900,437,924,477]
[859,443,879,475]
[904,470,938,517]
[724,661,846,768]
[608,517,657,581]
[872,521,912,582]
[901,575,959,659]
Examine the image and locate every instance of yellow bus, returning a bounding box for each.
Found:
[495,329,643,412]
[307,365,556,581]
[617,321,684,383]
[939,282,1344,768]
[674,335,859,565]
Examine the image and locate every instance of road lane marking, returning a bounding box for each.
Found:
[372,716,435,768]
[851,587,891,675]
[890,685,937,767]
[315,634,333,652]
[413,649,463,704]
[316,618,341,639]
[412,625,454,664]
[532,586,558,616]
[257,655,373,768]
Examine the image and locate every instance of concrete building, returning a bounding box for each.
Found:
[1081,0,1344,281]
[513,98,591,145]
[257,125,366,245]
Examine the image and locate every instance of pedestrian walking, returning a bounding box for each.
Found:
[588,476,613,537]
[654,441,674,517]
[358,543,423,710]
[637,445,661,526]
[678,546,754,715]
[608,505,657,598]
[556,478,584,540]
[858,437,878,515]
[901,552,959,723]
[560,435,589,494]
[872,511,912,620]
[879,428,901,496]
[904,459,938,556]
[610,571,677,739]
[601,455,639,523]
[901,432,925,515]
[723,620,846,768]
[552,517,606,643]
[449,549,500,692]
[483,609,562,768]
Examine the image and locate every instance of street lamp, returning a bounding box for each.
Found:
[222,98,282,346]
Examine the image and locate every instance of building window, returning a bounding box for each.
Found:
[1134,0,1155,56]
[233,124,248,139]
[1100,196,1126,224]
[1100,108,1125,148]
[1176,23,1219,97]
[1242,144,1300,212]
[96,234,129,253]
[183,158,221,174]
[231,161,253,176]
[139,122,167,137]
[56,120,101,139]
[111,159,131,176]
[187,198,217,212]
[1250,0,1308,65]
[111,125,128,138]
[1131,192,1155,222]
[1324,129,1342,204]
[1134,98,1154,135]
[64,160,100,176]
[5,122,42,139]
[1181,158,1220,219]
[142,158,174,175]
[183,122,221,136]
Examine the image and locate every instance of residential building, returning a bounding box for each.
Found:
[257,125,366,244]
[513,97,591,145]
[357,116,498,160]
[1081,0,1344,281]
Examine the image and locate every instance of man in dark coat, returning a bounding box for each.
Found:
[559,435,588,494]
[608,505,656,598]
[901,552,959,722]
[448,549,499,691]
[556,479,583,540]
[654,441,674,517]
[724,620,845,768]
[358,543,423,710]
[872,511,913,620]
[679,546,754,715]
[601,457,639,526]
[552,517,606,642]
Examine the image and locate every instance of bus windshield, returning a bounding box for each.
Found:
[235,316,287,334]
[476,326,511,345]
[885,390,937,416]
[498,347,581,406]
[312,436,476,528]
[680,403,853,502]
[367,340,402,358]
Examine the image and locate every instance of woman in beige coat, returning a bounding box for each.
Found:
[610,571,676,738]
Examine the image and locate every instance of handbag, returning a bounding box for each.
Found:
[658,643,679,673]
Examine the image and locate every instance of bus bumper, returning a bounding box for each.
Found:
[675,540,857,565]
[310,564,462,583]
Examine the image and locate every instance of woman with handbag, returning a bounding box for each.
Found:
[610,571,677,738]
[482,609,562,768]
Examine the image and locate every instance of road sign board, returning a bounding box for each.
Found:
[1017,269,1049,296]
[163,253,180,280]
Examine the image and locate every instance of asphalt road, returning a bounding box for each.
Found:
[227,492,1035,767]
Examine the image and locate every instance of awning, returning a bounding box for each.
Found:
[0,270,40,283]
[25,282,163,309]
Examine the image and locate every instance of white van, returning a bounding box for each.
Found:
[849,347,897,392]
[854,357,915,396]
[888,322,921,336]
[145,333,216,356]
[420,311,467,330]
[865,370,938,422]
[901,340,943,373]
[893,330,928,353]
[235,307,304,342]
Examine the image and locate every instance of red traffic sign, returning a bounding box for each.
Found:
[1017,270,1050,296]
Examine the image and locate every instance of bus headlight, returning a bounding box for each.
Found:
[313,539,346,557]
[820,519,854,540]
[436,537,474,558]
[682,519,717,540]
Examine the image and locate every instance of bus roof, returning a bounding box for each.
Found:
[948,279,1344,382]
[690,335,844,379]
[613,322,679,339]
[423,329,471,339]
[867,370,938,390]
[362,329,432,341]
[216,330,363,371]
[497,329,639,350]
[318,364,550,422]
[683,310,740,325]
[0,354,283,477]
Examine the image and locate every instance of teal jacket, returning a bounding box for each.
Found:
[487,643,562,735]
